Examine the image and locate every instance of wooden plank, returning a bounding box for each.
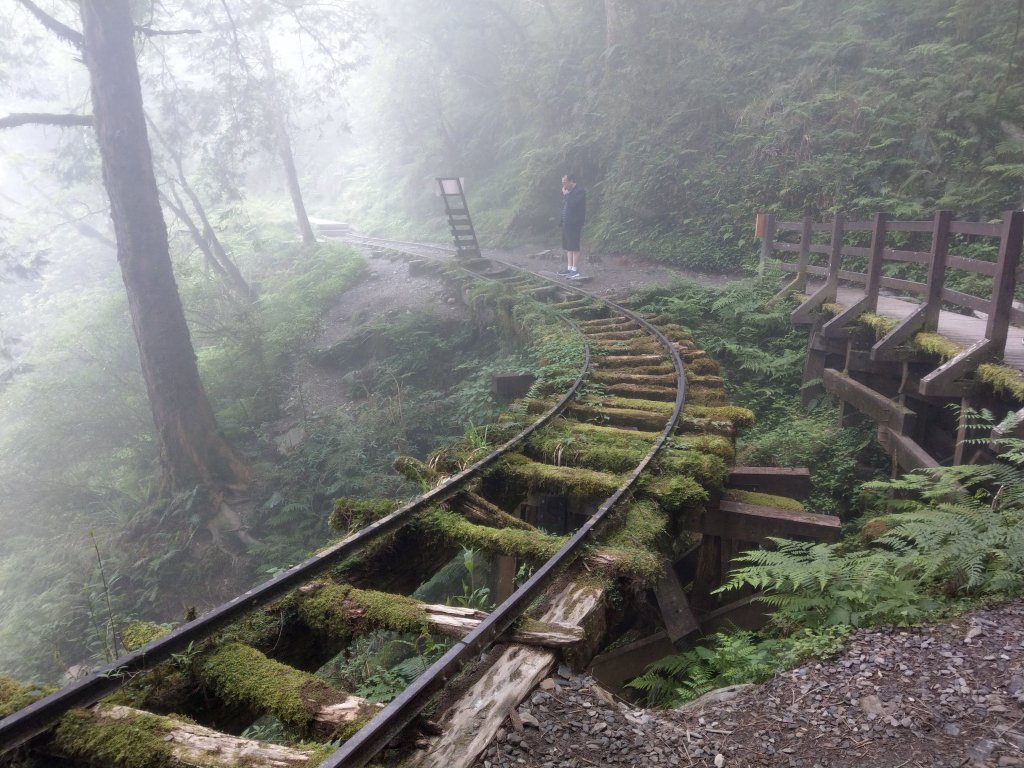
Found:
[727,467,812,499]
[871,304,928,361]
[880,426,940,471]
[823,368,916,434]
[923,210,953,331]
[940,288,989,314]
[919,339,994,397]
[951,220,1002,237]
[884,248,931,265]
[846,349,898,375]
[888,220,936,233]
[702,500,841,543]
[948,254,999,277]
[409,582,604,768]
[654,567,700,642]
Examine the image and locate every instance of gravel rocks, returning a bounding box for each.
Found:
[470,600,1024,767]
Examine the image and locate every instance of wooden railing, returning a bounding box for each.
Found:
[759,210,1024,396]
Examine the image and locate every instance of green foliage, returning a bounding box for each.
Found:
[628,626,849,707]
[721,443,1024,630]
[342,0,1024,272]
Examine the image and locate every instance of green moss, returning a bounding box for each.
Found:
[527,422,655,473]
[638,474,709,511]
[821,302,844,316]
[418,506,567,560]
[594,546,665,584]
[860,312,899,339]
[329,497,401,532]
[595,395,675,414]
[297,583,427,642]
[682,405,755,429]
[0,676,49,718]
[675,415,735,437]
[121,622,170,652]
[499,453,622,497]
[604,383,677,401]
[913,332,961,361]
[53,708,175,768]
[670,434,736,462]
[687,357,721,376]
[393,455,437,487]
[601,501,667,553]
[197,643,349,734]
[724,489,806,512]
[659,450,729,489]
[978,363,1024,401]
[685,386,728,406]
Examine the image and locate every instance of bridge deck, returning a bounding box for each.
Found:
[817,283,1024,370]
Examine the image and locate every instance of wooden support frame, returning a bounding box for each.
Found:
[823,368,916,434]
[701,500,841,543]
[770,216,812,304]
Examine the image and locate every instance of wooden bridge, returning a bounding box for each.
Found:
[760,209,1024,470]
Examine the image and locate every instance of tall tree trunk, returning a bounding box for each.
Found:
[260,35,317,245]
[80,0,247,492]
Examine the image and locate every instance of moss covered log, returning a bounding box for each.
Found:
[51,705,326,768]
[195,643,379,738]
[682,404,755,429]
[497,453,622,497]
[328,497,401,533]
[417,506,567,560]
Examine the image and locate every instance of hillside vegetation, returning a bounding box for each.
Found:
[348,0,1024,270]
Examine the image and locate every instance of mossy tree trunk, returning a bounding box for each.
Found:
[80,0,247,493]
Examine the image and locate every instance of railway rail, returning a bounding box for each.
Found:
[0,235,746,768]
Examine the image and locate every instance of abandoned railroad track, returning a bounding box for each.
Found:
[0,235,764,768]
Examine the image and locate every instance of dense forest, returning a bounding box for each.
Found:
[0,0,1022,703]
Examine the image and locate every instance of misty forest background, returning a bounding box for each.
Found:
[2,0,1024,685]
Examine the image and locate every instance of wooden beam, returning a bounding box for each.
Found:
[823,368,917,434]
[871,304,927,360]
[51,705,317,768]
[879,426,940,471]
[654,567,700,642]
[702,500,841,543]
[727,467,812,499]
[919,339,994,397]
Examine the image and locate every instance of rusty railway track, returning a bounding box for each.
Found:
[0,235,711,768]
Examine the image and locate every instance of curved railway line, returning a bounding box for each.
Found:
[0,235,752,768]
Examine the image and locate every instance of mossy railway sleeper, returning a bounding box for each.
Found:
[0,236,746,768]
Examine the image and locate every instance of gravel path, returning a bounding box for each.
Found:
[472,601,1024,768]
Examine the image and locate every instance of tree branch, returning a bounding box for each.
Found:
[15,0,83,48]
[0,113,93,130]
[134,26,202,38]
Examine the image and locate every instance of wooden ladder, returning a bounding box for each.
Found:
[436,177,481,259]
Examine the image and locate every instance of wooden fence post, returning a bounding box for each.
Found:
[864,212,887,312]
[796,216,812,292]
[758,213,777,275]
[923,210,953,332]
[985,210,1024,353]
[824,213,844,301]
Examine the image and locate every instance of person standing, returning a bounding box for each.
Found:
[558,174,586,279]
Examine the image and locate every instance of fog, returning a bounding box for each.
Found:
[2,0,1022,683]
